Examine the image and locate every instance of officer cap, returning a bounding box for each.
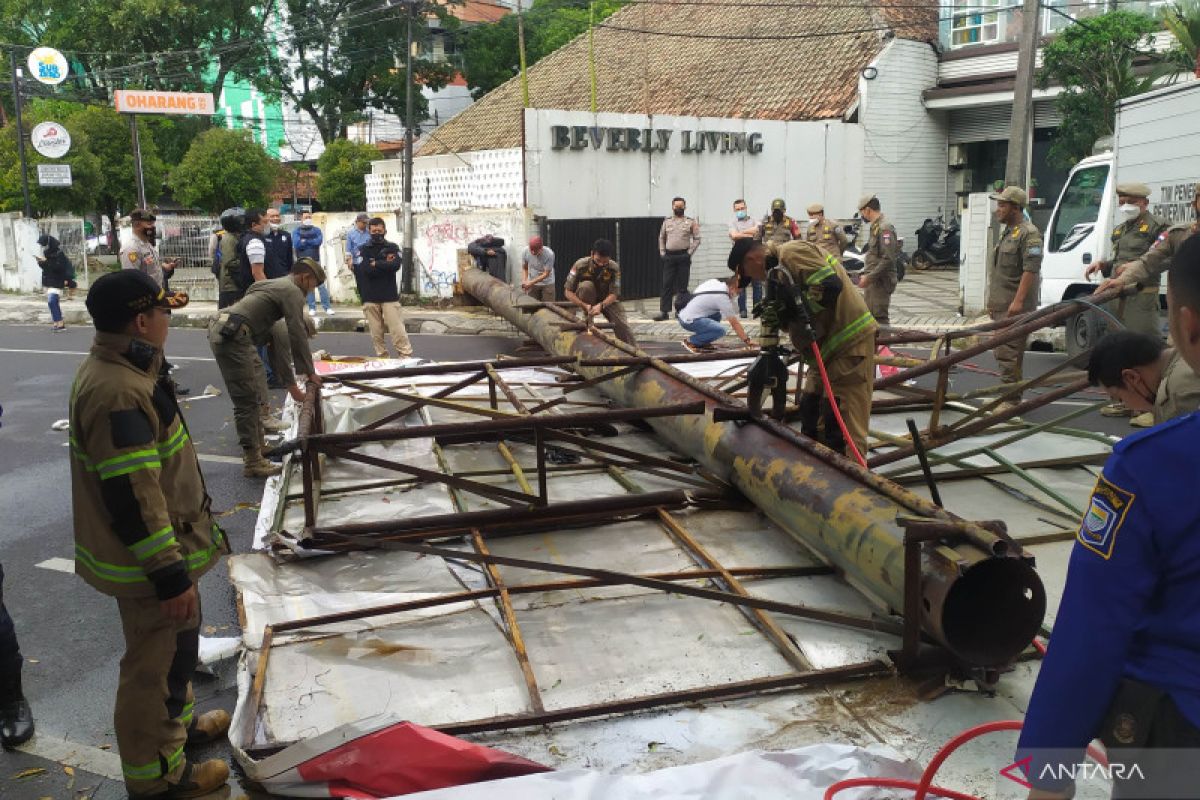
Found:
[1116,182,1151,199]
[295,256,327,286]
[87,270,188,330]
[128,208,156,223]
[806,203,824,215]
[770,198,786,211]
[989,186,1028,208]
[857,194,877,211]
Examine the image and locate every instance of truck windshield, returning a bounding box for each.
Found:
[1049,164,1109,252]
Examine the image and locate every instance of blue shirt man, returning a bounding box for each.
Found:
[345,213,372,269]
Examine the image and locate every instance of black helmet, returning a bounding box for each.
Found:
[219,206,246,235]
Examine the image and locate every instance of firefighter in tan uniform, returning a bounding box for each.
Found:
[857,194,899,325]
[208,258,325,477]
[987,186,1043,412]
[71,271,230,798]
[731,238,877,459]
[563,238,637,346]
[805,203,850,255]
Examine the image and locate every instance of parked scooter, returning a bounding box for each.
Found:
[911,211,960,270]
[841,217,908,281]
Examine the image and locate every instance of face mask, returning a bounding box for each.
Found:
[772,210,783,222]
[144,227,157,243]
[1118,203,1140,220]
[370,233,385,243]
[735,210,747,220]
[673,207,685,217]
[809,217,819,225]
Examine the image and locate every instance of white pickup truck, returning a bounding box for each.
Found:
[1040,80,1200,355]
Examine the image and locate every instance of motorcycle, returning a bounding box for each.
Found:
[840,217,908,282]
[910,211,960,270]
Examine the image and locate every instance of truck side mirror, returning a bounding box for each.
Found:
[1082,253,1092,265]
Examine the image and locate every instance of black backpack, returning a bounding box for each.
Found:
[673,289,728,314]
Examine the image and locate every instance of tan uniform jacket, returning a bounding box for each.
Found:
[863,215,898,278]
[564,257,622,300]
[120,237,165,288]
[70,333,224,599]
[767,241,877,360]
[1155,349,1200,425]
[221,277,316,388]
[1111,211,1167,295]
[988,219,1043,313]
[758,215,800,245]
[805,219,850,255]
[1120,223,1200,289]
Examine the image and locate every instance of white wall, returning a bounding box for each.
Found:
[859,39,949,247]
[406,208,531,297]
[523,108,865,225]
[0,214,48,293]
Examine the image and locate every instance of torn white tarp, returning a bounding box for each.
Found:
[399,744,922,800]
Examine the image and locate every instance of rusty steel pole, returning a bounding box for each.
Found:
[462,267,1046,671]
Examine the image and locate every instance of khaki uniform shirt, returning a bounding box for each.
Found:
[1155,349,1200,425]
[805,218,851,255]
[988,219,1043,313]
[69,333,224,599]
[767,241,877,360]
[222,277,316,387]
[863,214,899,278]
[120,236,164,288]
[1111,211,1167,295]
[659,216,701,256]
[564,257,621,300]
[759,215,800,245]
[1120,222,1200,289]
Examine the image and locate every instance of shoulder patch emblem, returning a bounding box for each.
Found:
[1077,474,1134,559]
[882,231,893,244]
[127,252,139,263]
[1026,246,1043,257]
[1140,224,1149,233]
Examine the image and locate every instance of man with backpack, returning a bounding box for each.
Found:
[675,275,756,354]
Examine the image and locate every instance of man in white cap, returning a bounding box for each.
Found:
[988,185,1043,413]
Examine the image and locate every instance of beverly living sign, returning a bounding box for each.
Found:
[549,125,764,155]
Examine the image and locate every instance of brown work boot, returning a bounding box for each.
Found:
[260,415,289,433]
[186,710,231,746]
[1129,411,1155,428]
[243,449,282,478]
[169,759,229,798]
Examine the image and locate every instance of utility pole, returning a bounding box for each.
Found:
[9,49,32,218]
[1004,0,1040,190]
[516,0,529,107]
[402,0,416,294]
[129,115,147,208]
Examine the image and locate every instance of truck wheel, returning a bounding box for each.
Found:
[1066,308,1108,357]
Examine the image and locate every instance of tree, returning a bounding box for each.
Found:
[0,109,103,215]
[249,0,461,145]
[171,128,279,212]
[1163,0,1200,77]
[462,0,627,99]
[316,138,377,210]
[1038,10,1168,168]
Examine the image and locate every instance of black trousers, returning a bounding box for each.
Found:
[0,564,22,687]
[660,252,691,315]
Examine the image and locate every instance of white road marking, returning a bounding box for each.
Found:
[0,347,214,362]
[196,453,243,464]
[15,734,123,781]
[35,557,75,574]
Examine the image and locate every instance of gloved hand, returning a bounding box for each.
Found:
[753,299,782,330]
[746,347,789,419]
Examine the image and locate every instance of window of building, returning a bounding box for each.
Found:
[950,0,1005,47]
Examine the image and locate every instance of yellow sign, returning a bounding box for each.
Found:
[114,90,215,116]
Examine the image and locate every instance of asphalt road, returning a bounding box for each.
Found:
[0,321,1129,799]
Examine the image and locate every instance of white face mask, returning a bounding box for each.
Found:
[1119,203,1140,220]
[809,218,819,225]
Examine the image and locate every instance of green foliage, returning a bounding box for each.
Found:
[315,138,377,211]
[0,108,102,214]
[1037,10,1166,168]
[462,0,628,99]
[171,128,279,212]
[1162,0,1200,75]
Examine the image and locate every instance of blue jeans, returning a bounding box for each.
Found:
[47,290,62,323]
[257,344,275,384]
[737,281,763,315]
[679,313,725,346]
[307,285,331,312]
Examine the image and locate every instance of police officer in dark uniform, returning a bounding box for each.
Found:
[1016,233,1200,800]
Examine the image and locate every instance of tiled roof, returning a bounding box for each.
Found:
[451,0,511,25]
[419,0,939,156]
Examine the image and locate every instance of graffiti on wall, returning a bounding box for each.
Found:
[416,212,525,297]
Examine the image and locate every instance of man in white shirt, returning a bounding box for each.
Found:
[677,275,756,354]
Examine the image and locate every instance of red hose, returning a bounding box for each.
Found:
[809,342,868,468]
[823,719,1109,800]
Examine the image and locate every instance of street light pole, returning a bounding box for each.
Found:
[9,49,33,218]
[401,0,416,295]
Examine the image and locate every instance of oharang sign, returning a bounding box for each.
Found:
[550,125,763,155]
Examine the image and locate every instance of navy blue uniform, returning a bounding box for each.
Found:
[1017,413,1200,790]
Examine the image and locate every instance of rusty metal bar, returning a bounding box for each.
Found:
[356,371,487,431]
[525,365,642,414]
[343,379,519,421]
[485,364,530,414]
[323,356,576,383]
